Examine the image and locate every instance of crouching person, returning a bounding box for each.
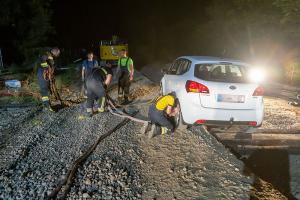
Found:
[85,64,112,117]
[146,92,179,138]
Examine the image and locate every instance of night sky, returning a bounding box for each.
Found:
[52,0,209,64]
[53,0,207,46]
[1,0,298,69]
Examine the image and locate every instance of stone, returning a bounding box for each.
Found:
[83,192,90,199]
[85,179,91,185]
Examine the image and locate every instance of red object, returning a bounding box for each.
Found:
[253,86,264,96]
[196,119,207,124]
[186,80,209,94]
[248,121,257,126]
[0,90,13,97]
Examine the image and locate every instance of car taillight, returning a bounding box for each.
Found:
[196,119,207,124]
[253,86,264,96]
[248,121,257,126]
[186,80,209,94]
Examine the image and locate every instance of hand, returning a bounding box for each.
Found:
[169,106,180,117]
[129,75,133,81]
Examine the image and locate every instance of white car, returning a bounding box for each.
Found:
[160,56,264,128]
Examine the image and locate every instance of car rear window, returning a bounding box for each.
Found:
[194,63,248,83]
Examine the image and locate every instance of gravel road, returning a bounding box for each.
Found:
[1,72,298,199]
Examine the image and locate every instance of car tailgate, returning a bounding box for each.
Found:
[199,81,260,110]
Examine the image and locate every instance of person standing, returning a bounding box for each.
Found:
[81,51,99,97]
[117,49,134,104]
[37,47,60,111]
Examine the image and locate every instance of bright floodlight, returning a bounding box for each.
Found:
[248,68,265,83]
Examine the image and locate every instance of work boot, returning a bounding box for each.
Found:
[98,97,106,113]
[98,107,105,113]
[161,127,171,135]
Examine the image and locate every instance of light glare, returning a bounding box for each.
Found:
[248,68,265,83]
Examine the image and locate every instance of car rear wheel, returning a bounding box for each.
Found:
[175,105,187,131]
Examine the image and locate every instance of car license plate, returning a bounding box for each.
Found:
[217,94,245,103]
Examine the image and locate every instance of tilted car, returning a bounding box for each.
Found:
[160,56,264,128]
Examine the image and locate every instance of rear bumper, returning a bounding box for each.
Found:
[193,120,260,127]
[182,104,264,127]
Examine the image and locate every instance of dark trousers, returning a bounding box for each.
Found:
[118,70,131,99]
[86,78,106,109]
[148,104,174,131]
[37,67,50,106]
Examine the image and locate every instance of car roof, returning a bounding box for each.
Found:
[178,56,250,66]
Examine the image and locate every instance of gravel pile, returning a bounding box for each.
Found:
[262,97,298,130]
[0,105,142,199]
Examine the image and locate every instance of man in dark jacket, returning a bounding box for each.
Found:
[85,64,113,117]
[37,47,60,111]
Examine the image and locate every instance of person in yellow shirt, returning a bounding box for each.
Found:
[146,92,179,138]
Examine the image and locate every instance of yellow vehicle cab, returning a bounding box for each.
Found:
[99,36,128,66]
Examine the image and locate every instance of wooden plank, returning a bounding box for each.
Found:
[215,132,300,141]
[223,139,300,147]
[236,145,300,151]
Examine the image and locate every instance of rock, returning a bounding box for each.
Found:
[109,175,116,182]
[85,179,91,185]
[83,192,90,198]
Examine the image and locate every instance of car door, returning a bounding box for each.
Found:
[162,59,181,94]
[172,59,191,95]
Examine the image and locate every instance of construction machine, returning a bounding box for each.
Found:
[99,35,128,66]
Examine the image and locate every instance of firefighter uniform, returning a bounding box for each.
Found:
[148,94,176,134]
[86,67,113,116]
[37,51,55,109]
[118,57,133,102]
